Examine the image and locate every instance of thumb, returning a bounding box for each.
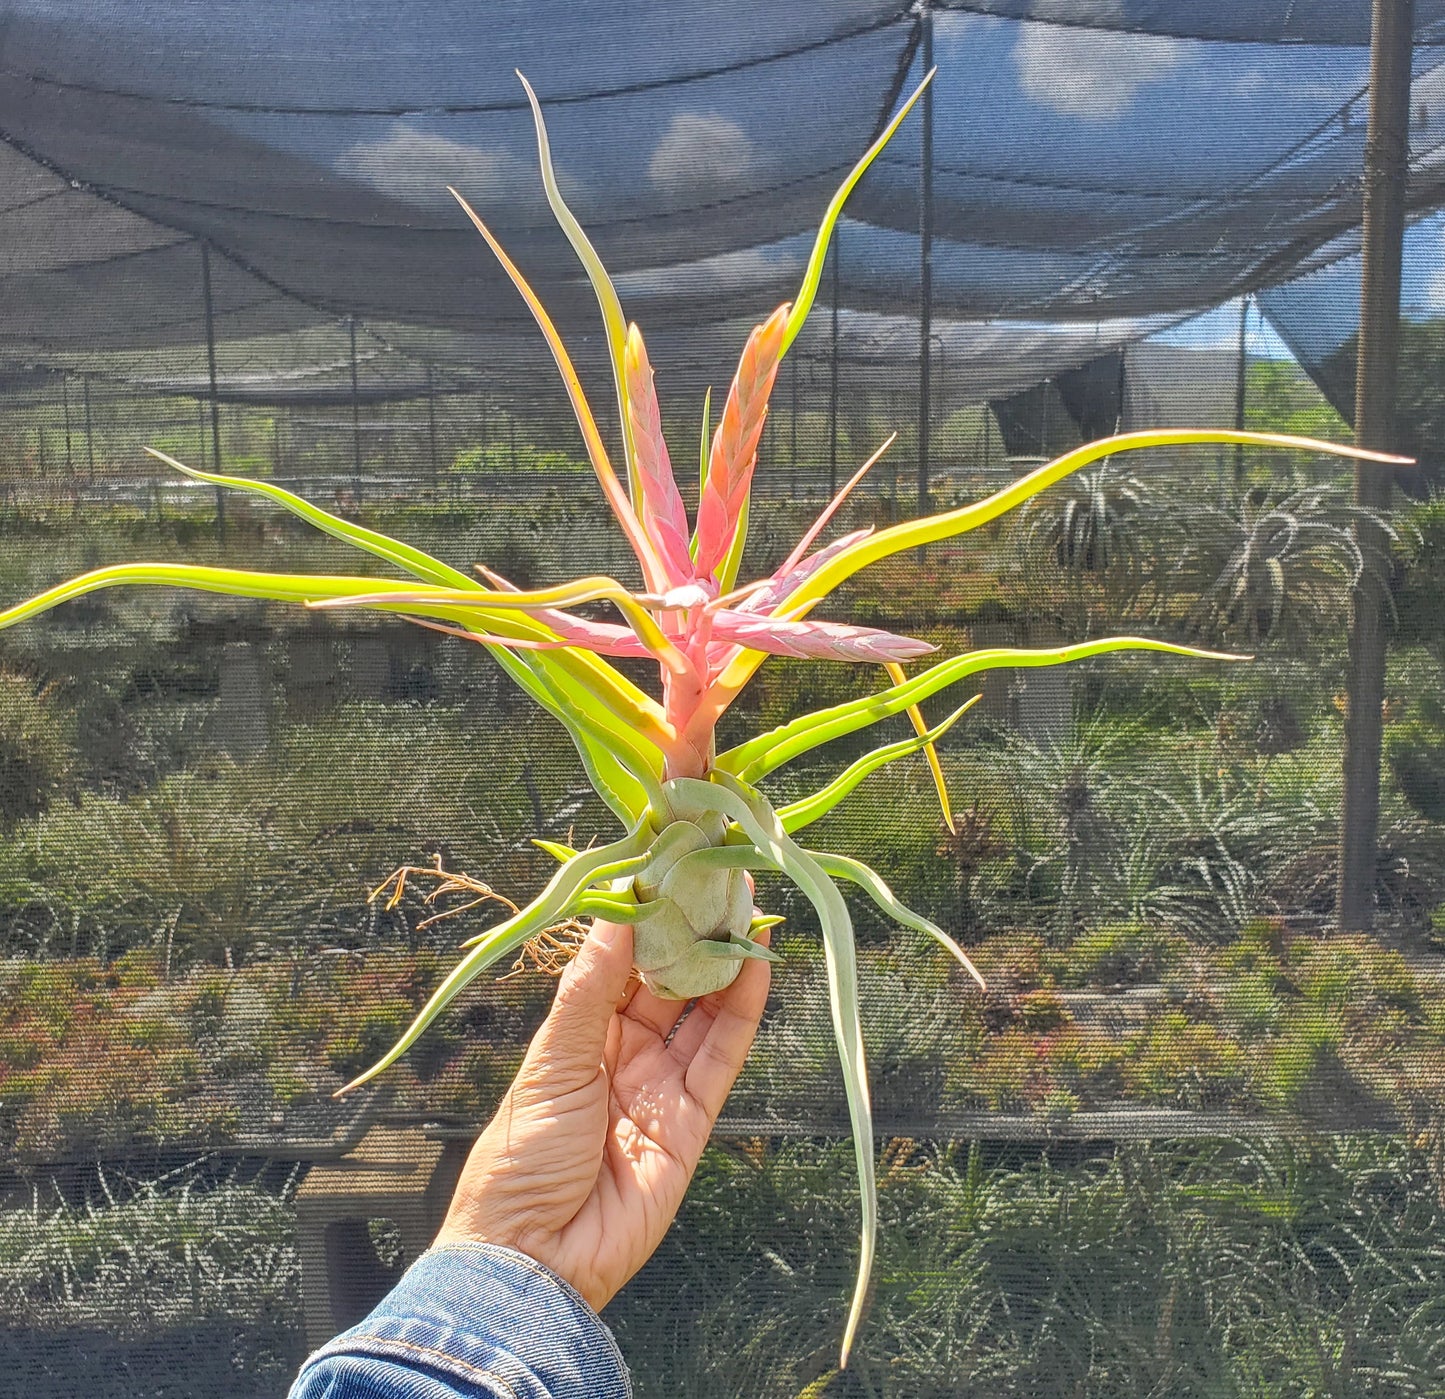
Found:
[525,919,634,1073]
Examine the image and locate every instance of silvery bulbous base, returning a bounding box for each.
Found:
[629,780,757,1000]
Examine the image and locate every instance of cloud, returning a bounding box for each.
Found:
[1013,4,1185,121]
[647,112,759,199]
[336,123,540,212]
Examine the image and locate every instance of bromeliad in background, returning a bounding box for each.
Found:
[0,72,1408,1366]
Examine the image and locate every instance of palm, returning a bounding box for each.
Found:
[436,922,770,1311]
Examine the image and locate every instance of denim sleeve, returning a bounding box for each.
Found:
[288,1242,631,1399]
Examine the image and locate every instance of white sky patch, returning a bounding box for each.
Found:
[648,112,758,199]
[1013,8,1185,121]
[1154,299,1293,360]
[1421,226,1445,314]
[336,123,546,213]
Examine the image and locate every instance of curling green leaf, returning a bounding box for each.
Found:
[663,844,773,883]
[570,893,669,923]
[719,638,1242,782]
[809,848,984,989]
[144,449,476,590]
[0,563,467,630]
[517,73,639,506]
[781,70,934,356]
[778,696,981,833]
[678,771,875,1369]
[454,837,654,950]
[142,448,666,813]
[708,429,1411,700]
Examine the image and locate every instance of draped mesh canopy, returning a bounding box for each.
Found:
[4,1,1445,409]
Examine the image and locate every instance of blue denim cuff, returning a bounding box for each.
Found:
[291,1242,631,1399]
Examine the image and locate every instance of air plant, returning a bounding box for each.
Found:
[1018,460,1169,624]
[1184,484,1406,649]
[0,72,1408,1366]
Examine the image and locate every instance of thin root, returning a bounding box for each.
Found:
[498,919,589,980]
[369,856,587,979]
[368,856,521,931]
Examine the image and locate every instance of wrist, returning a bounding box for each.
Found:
[295,1243,630,1398]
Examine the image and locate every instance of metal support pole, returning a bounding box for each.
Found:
[1233,294,1250,484]
[425,364,440,486]
[930,331,946,480]
[829,227,841,499]
[789,352,798,469]
[81,374,95,477]
[917,4,935,516]
[348,317,363,502]
[1339,0,1414,932]
[62,375,73,473]
[200,241,226,536]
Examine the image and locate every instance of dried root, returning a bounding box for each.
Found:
[498,919,589,979]
[369,856,520,930]
[368,856,585,979]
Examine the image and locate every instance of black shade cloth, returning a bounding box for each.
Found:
[3,2,1445,403]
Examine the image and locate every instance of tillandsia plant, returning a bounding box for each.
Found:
[0,72,1409,1364]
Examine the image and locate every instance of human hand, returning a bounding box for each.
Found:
[433,917,771,1311]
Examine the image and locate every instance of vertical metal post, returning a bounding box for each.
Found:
[348,317,363,502]
[1339,0,1414,932]
[917,4,935,515]
[930,332,945,476]
[81,374,95,477]
[789,352,798,468]
[200,241,226,536]
[1233,294,1250,483]
[829,227,841,498]
[62,375,73,472]
[425,364,440,485]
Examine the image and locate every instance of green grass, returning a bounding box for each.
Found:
[0,1165,305,1397]
[613,1134,1445,1398]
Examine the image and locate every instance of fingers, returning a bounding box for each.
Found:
[677,942,772,1122]
[524,919,634,1078]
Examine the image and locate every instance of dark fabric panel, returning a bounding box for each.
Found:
[934,1,1445,45]
[1,3,1444,403]
[1055,351,1125,441]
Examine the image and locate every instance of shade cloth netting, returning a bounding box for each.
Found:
[3,1,1445,409]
